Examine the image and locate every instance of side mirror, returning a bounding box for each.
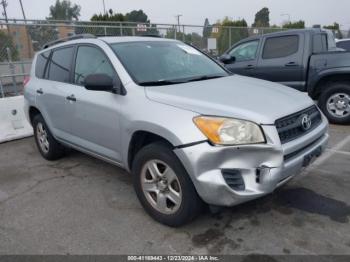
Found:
[219,54,236,64]
[84,74,120,93]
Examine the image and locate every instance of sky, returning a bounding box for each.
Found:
[3,0,350,30]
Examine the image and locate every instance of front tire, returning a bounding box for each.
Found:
[318,82,350,124]
[132,142,204,227]
[33,114,65,161]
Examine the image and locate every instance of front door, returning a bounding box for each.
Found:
[224,40,260,77]
[69,45,123,162]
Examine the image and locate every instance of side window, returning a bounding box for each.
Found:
[47,47,74,83]
[228,41,259,62]
[313,34,327,53]
[262,35,299,59]
[74,46,115,85]
[35,50,50,78]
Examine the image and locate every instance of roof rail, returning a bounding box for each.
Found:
[94,34,162,38]
[139,34,161,38]
[42,34,97,49]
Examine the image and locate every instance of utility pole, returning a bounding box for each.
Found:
[1,0,10,34]
[19,0,26,21]
[18,0,32,58]
[1,0,8,22]
[102,0,106,14]
[175,14,182,32]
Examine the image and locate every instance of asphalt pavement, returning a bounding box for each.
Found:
[0,125,349,255]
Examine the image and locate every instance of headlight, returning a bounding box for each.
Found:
[193,116,265,145]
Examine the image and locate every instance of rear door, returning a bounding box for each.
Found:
[35,46,76,139]
[224,40,260,76]
[255,33,305,90]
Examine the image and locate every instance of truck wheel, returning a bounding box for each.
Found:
[33,114,65,161]
[132,142,204,227]
[318,82,350,124]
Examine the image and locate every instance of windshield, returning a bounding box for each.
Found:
[110,41,229,85]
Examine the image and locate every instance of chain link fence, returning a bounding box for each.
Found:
[0,19,348,97]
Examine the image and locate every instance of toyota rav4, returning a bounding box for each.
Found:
[24,35,329,226]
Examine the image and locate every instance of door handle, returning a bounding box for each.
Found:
[36,88,43,94]
[66,94,77,102]
[245,65,255,70]
[285,62,298,67]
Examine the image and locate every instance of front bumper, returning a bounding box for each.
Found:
[174,115,329,206]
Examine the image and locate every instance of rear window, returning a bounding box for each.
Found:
[337,40,350,51]
[262,35,299,59]
[35,51,50,78]
[313,34,328,53]
[47,47,74,83]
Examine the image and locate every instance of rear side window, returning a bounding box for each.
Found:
[35,51,50,78]
[47,46,74,83]
[262,35,299,59]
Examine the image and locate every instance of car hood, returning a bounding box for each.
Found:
[145,75,314,125]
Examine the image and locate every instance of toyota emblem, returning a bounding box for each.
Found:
[301,114,312,131]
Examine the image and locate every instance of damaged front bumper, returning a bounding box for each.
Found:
[174,116,329,206]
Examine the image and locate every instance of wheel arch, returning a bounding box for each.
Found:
[28,106,42,126]
[127,130,176,172]
[310,73,350,100]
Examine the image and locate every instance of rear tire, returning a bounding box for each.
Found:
[33,114,65,161]
[318,82,350,125]
[132,142,204,227]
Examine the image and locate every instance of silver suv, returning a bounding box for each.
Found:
[24,35,329,226]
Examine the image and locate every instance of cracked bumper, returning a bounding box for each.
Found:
[174,115,329,206]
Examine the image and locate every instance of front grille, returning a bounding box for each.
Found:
[275,105,322,144]
[222,169,245,191]
[284,135,323,161]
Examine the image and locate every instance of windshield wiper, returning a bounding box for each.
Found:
[184,75,226,83]
[138,80,185,86]
[138,75,226,86]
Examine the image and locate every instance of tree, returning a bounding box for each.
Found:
[202,18,211,49]
[283,20,305,29]
[164,30,203,49]
[215,17,248,54]
[48,0,81,20]
[28,24,59,51]
[89,9,157,36]
[324,22,343,39]
[91,9,125,22]
[125,9,149,23]
[203,18,212,38]
[0,31,19,61]
[252,7,270,27]
[91,9,150,23]
[186,32,203,48]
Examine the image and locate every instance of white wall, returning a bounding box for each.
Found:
[0,96,33,143]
